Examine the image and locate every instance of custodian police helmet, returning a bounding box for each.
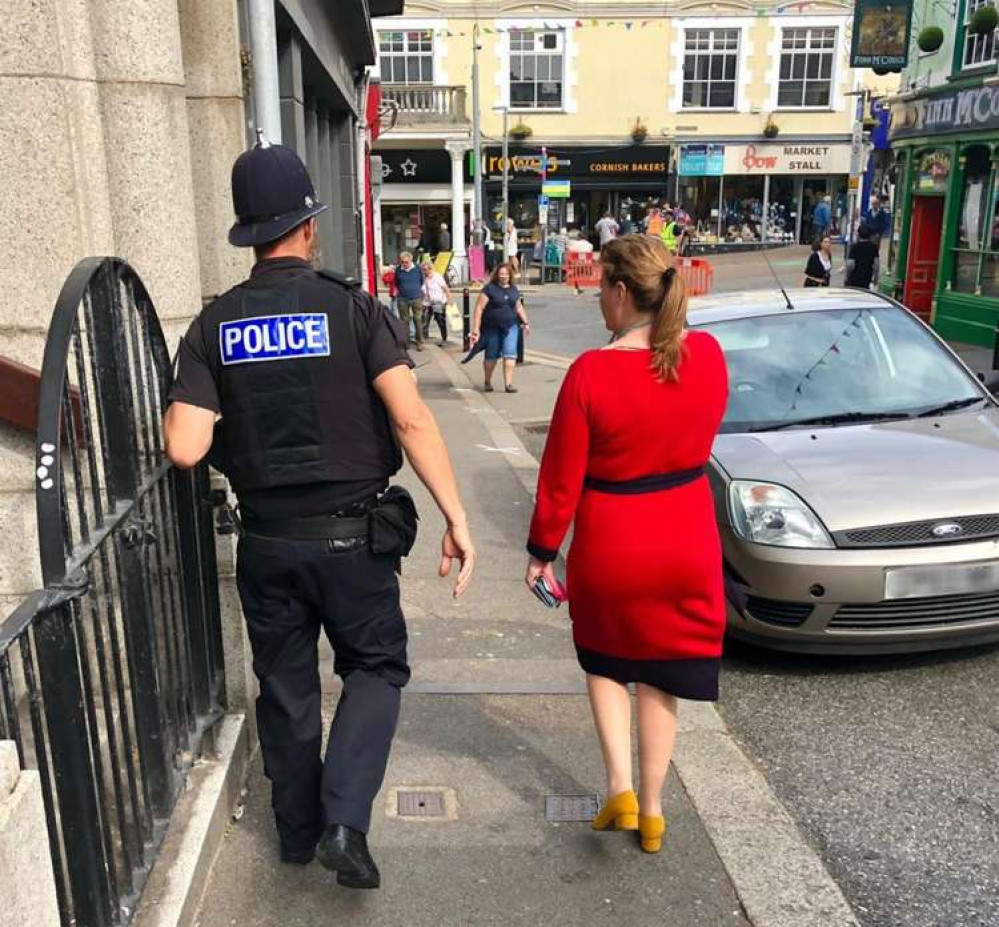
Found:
[228,133,328,248]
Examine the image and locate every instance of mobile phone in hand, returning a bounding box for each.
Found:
[531,576,567,608]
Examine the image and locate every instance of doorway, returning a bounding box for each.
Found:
[903,196,945,320]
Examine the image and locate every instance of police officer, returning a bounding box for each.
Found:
[163,138,475,889]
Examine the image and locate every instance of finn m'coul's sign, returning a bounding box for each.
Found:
[850,0,912,70]
[891,84,999,139]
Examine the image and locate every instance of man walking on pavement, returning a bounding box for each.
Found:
[394,251,425,350]
[595,210,619,249]
[812,195,833,241]
[163,136,475,890]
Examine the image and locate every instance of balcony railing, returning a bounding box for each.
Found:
[382,84,469,126]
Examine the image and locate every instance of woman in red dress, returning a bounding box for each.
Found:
[526,235,728,853]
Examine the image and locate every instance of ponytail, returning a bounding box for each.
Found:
[651,267,687,382]
[600,235,690,381]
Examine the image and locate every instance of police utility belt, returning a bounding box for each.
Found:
[240,486,419,560]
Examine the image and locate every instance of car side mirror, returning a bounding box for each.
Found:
[976,371,999,394]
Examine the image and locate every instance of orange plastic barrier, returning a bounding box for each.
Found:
[564,251,602,289]
[676,257,713,296]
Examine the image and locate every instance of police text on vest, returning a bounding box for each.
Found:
[219,314,330,365]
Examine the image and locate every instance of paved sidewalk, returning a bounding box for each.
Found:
[195,346,856,927]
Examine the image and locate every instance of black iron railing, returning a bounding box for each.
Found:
[0,258,226,926]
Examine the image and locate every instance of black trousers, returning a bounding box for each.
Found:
[236,533,410,853]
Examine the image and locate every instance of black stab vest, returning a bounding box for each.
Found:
[206,266,402,493]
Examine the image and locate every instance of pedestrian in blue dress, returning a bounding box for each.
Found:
[466,263,530,393]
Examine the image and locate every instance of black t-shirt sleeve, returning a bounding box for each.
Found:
[351,291,414,381]
[168,315,221,413]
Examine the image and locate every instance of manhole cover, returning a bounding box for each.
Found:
[397,789,446,818]
[545,794,599,823]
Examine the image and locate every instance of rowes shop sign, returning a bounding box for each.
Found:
[891,84,999,139]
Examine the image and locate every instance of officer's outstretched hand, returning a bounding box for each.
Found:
[440,520,475,598]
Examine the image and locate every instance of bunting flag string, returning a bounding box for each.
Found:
[383,20,669,40]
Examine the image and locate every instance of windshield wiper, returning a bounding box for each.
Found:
[914,396,989,418]
[758,411,913,432]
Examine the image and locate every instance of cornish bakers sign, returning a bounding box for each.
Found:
[891,85,999,139]
[723,143,852,175]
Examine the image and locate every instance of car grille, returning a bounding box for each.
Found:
[836,514,999,549]
[829,591,999,630]
[745,596,813,628]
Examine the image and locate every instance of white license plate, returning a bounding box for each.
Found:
[885,561,999,600]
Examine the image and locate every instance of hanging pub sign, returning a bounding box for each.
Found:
[850,0,913,70]
[916,150,951,193]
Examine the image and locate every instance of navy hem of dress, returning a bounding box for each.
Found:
[575,645,720,701]
[526,541,558,563]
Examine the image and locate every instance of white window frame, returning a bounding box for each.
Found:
[766,16,848,113]
[669,19,753,114]
[495,19,579,114]
[775,23,840,110]
[963,0,999,70]
[681,28,741,111]
[508,27,565,111]
[374,17,449,85]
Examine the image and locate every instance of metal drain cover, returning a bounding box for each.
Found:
[397,789,446,818]
[545,794,599,823]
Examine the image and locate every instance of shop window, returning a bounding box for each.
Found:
[721,177,765,242]
[510,30,564,110]
[962,0,999,70]
[682,29,740,109]
[777,27,836,108]
[952,146,992,294]
[378,30,434,84]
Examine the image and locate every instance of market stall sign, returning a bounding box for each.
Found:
[916,150,951,193]
[723,143,852,175]
[891,83,999,139]
[484,145,669,180]
[679,144,725,177]
[850,0,913,70]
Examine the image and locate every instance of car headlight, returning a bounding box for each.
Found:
[728,481,834,549]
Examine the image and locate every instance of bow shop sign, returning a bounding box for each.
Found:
[891,84,999,139]
[723,143,852,175]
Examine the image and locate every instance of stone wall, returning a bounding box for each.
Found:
[0,741,61,927]
[0,0,249,618]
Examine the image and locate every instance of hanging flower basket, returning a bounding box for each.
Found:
[970,5,999,36]
[630,118,649,143]
[509,122,533,140]
[763,118,779,139]
[917,26,945,53]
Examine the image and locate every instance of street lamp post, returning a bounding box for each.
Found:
[495,106,510,233]
[471,25,484,244]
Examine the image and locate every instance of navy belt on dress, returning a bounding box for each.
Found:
[583,466,706,495]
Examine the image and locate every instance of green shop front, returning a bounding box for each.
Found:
[885,83,999,347]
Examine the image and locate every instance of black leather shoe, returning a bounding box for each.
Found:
[280,846,315,865]
[316,824,381,889]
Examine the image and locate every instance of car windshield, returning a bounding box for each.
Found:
[697,306,987,434]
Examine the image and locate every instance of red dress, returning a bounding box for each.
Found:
[527,332,729,699]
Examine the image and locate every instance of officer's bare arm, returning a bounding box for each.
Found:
[163,402,216,469]
[373,365,466,528]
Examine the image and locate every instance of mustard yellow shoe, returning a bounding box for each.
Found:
[591,791,639,832]
[638,814,666,853]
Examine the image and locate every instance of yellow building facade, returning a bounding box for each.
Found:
[372,1,897,268]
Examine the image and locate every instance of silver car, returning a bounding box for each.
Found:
[690,288,999,654]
